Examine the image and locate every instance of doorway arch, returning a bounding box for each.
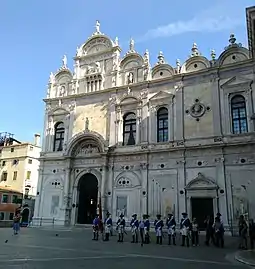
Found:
[77,173,98,224]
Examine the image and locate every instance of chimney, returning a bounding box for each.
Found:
[34,134,40,146]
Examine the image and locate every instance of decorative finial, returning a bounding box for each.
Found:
[49,72,55,84]
[229,33,236,45]
[157,51,165,64]
[144,49,150,65]
[115,37,119,46]
[95,20,101,34]
[62,55,67,68]
[176,59,181,74]
[129,38,135,52]
[210,49,216,60]
[191,43,200,57]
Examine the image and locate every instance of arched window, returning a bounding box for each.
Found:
[157,107,168,142]
[123,112,136,146]
[53,122,65,152]
[231,95,248,134]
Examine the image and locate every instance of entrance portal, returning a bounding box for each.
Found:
[77,173,98,224]
[191,197,214,230]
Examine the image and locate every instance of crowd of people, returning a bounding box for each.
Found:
[92,212,255,249]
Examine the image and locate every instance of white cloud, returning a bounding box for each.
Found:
[138,4,244,42]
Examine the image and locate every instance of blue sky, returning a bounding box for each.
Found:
[0,0,254,143]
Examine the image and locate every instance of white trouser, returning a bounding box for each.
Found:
[105,225,111,234]
[131,227,138,235]
[168,226,175,236]
[118,225,124,234]
[156,228,162,237]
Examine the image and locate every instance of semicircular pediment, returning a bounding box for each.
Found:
[185,173,218,190]
[71,139,100,157]
[82,35,113,55]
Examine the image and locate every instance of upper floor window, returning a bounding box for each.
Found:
[231,95,248,134]
[1,172,7,182]
[53,122,65,152]
[13,171,17,181]
[123,112,136,146]
[26,171,31,180]
[157,107,168,142]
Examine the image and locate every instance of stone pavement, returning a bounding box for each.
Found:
[0,227,250,268]
[235,250,255,267]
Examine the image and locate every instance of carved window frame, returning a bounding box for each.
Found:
[53,122,65,152]
[149,93,174,143]
[221,79,253,135]
[116,96,141,145]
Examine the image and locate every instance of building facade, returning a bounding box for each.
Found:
[0,133,41,199]
[34,7,255,229]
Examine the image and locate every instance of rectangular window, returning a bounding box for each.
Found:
[13,171,17,181]
[2,194,8,203]
[2,161,6,166]
[12,195,18,203]
[26,171,31,179]
[11,148,14,152]
[12,159,19,165]
[9,212,14,220]
[28,159,32,164]
[1,172,8,182]
[0,212,4,220]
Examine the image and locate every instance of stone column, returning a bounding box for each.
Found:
[33,168,44,219]
[245,88,254,132]
[176,160,186,222]
[136,109,141,144]
[140,163,148,217]
[42,110,48,152]
[175,83,184,141]
[168,100,174,141]
[100,164,107,217]
[215,157,230,228]
[210,75,222,136]
[149,106,157,143]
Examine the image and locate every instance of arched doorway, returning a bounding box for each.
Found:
[77,173,98,224]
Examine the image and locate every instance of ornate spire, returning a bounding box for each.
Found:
[143,49,150,66]
[210,49,216,61]
[157,51,165,64]
[176,59,181,73]
[191,43,200,57]
[49,72,55,84]
[115,37,119,46]
[62,55,67,68]
[229,33,236,45]
[224,33,242,50]
[129,38,135,53]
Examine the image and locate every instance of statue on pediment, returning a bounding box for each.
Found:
[127,72,134,84]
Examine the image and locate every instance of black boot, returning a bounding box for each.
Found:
[135,233,138,243]
[156,236,159,244]
[121,234,124,242]
[92,232,96,240]
[168,235,171,245]
[104,233,109,241]
[131,235,135,243]
[118,234,121,242]
[173,236,176,245]
[96,232,99,241]
[159,236,162,245]
[181,235,185,246]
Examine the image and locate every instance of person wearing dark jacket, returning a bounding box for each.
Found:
[238,215,248,249]
[205,215,215,246]
[214,216,224,248]
[249,219,255,249]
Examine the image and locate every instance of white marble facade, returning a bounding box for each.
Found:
[34,8,255,230]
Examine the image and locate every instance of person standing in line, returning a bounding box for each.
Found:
[13,212,21,235]
[166,213,176,245]
[104,212,112,241]
[116,213,125,243]
[92,214,100,241]
[154,214,164,245]
[205,215,215,246]
[214,216,224,248]
[180,212,191,247]
[238,215,248,250]
[249,219,255,249]
[130,214,139,243]
[191,217,199,246]
[139,215,146,245]
[144,214,150,244]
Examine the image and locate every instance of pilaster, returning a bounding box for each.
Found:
[140,162,148,216]
[175,83,184,140]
